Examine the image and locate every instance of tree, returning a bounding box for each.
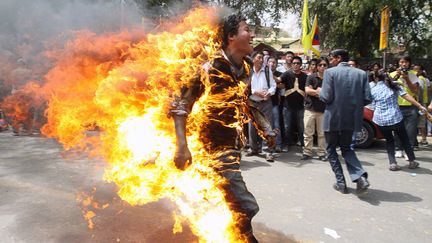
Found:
[133,0,300,26]
[133,0,432,58]
[309,0,432,58]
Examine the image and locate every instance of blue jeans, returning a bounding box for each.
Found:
[325,130,367,184]
[395,106,418,150]
[271,105,283,148]
[283,107,304,146]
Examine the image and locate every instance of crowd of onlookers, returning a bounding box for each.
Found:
[245,50,432,169]
[245,48,432,194]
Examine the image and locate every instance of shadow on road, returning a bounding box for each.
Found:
[357,188,422,206]
[241,158,272,171]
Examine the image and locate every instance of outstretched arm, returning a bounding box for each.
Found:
[401,93,426,112]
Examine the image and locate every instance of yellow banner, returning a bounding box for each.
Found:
[380,6,390,50]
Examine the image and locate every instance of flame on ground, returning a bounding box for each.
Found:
[2,7,249,243]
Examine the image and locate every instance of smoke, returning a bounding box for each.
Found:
[0,0,144,97]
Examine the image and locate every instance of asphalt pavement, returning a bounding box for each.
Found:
[1,130,431,243]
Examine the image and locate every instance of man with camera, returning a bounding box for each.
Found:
[390,56,422,157]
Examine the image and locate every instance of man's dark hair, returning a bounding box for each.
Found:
[330,49,349,62]
[292,56,302,63]
[268,56,277,62]
[221,14,246,49]
[285,51,294,56]
[251,51,263,58]
[400,55,412,66]
[349,58,359,66]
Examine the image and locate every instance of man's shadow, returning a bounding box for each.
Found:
[356,188,422,206]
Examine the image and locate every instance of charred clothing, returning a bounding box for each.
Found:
[170,50,275,239]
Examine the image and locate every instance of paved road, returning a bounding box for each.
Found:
[1,131,431,243]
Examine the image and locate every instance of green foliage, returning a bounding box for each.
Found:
[310,0,432,57]
[133,0,432,58]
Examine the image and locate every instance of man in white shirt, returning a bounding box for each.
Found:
[247,51,276,161]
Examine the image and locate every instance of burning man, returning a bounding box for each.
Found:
[169,13,276,242]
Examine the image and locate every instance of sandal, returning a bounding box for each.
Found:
[408,161,419,169]
[389,163,401,171]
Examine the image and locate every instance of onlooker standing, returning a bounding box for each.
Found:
[277,51,294,73]
[302,57,329,161]
[268,56,284,152]
[371,71,425,171]
[319,49,371,195]
[247,51,276,162]
[413,64,430,145]
[348,58,360,68]
[305,58,318,75]
[281,56,307,147]
[390,56,421,156]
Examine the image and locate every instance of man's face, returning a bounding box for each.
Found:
[291,58,302,72]
[286,54,294,62]
[268,58,277,71]
[230,21,254,56]
[399,59,410,69]
[329,55,340,67]
[253,53,263,68]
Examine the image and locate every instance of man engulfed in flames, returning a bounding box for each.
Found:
[169,13,276,242]
[1,6,277,243]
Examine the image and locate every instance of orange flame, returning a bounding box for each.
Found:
[33,7,248,242]
[1,81,46,133]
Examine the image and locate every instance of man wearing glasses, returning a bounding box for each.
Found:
[302,57,330,161]
[280,56,307,148]
[319,49,371,195]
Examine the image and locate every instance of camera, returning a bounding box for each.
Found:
[399,67,409,73]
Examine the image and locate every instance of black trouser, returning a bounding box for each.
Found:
[215,150,259,242]
[378,120,415,163]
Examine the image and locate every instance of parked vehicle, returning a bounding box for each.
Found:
[356,106,384,148]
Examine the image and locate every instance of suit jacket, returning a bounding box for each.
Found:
[319,62,371,132]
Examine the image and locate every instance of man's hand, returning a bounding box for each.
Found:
[174,145,192,170]
[428,102,432,112]
[254,90,267,98]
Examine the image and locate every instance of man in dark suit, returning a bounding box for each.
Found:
[319,49,371,195]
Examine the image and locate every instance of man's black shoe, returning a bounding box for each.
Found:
[301,154,311,160]
[356,176,370,195]
[333,183,348,194]
[245,151,260,157]
[266,153,275,162]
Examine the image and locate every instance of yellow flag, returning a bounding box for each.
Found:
[310,14,321,57]
[301,0,312,55]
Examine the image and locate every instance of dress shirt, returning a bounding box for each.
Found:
[250,66,276,102]
[371,81,407,126]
